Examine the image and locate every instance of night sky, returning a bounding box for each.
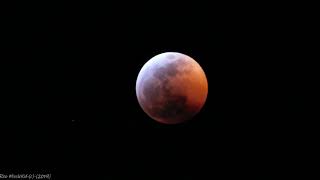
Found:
[2,2,307,179]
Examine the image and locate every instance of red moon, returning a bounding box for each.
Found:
[136,52,208,124]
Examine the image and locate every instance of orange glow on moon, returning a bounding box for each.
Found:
[136,52,208,124]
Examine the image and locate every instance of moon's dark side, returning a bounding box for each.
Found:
[136,52,208,124]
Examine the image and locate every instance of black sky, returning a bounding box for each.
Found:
[1,1,308,179]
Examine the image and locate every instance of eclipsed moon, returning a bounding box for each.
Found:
[136,52,208,124]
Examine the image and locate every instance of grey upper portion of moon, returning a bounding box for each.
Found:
[136,52,208,124]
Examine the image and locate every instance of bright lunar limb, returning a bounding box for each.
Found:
[136,52,208,124]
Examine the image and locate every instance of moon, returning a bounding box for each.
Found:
[136,52,208,124]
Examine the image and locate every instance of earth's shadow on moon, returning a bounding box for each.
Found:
[140,58,198,124]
